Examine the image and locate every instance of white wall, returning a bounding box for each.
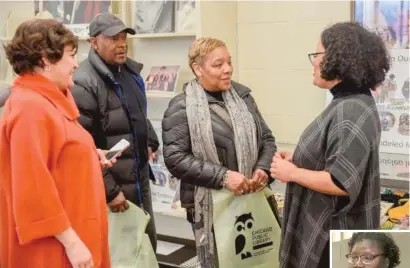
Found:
[236,1,351,152]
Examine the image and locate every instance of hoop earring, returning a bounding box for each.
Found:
[45,65,51,72]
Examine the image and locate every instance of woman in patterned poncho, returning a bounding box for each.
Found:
[270,22,390,268]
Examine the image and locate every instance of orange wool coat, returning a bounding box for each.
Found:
[0,74,111,268]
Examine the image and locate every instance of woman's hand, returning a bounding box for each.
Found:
[270,155,298,183]
[250,169,269,192]
[97,149,118,169]
[55,227,94,268]
[225,171,250,196]
[275,151,293,162]
[65,238,94,268]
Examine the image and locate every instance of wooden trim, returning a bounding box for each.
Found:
[128,32,196,39]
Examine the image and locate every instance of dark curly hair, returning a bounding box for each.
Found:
[348,232,401,268]
[320,22,390,91]
[4,19,78,75]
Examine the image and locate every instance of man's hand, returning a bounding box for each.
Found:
[249,169,269,192]
[97,149,118,169]
[108,191,129,213]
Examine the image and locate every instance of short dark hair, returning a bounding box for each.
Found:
[4,19,78,75]
[320,22,390,91]
[348,232,401,268]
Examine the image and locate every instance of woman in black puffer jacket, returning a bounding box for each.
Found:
[162,37,278,267]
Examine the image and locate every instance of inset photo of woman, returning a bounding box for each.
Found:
[331,231,409,268]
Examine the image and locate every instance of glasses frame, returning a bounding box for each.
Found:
[308,52,325,64]
[345,253,385,265]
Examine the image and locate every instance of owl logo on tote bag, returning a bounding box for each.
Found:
[234,213,254,260]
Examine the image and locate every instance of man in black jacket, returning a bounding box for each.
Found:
[71,13,159,250]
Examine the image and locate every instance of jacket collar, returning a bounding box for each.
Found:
[182,80,251,100]
[88,48,143,83]
[12,74,80,121]
[330,80,371,99]
[231,81,251,97]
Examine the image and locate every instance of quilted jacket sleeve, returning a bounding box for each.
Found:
[147,119,160,152]
[162,94,227,189]
[71,83,121,202]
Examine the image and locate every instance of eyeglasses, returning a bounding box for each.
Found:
[345,253,385,265]
[308,52,325,64]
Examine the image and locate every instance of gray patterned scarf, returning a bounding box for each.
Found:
[185,79,258,267]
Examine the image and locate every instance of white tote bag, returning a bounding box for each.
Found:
[107,203,159,268]
[212,188,280,268]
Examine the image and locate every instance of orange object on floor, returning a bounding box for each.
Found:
[393,191,407,197]
[0,74,110,268]
[388,201,409,223]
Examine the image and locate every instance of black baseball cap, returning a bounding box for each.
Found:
[89,13,136,37]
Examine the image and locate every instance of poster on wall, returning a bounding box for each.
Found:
[149,120,184,215]
[354,0,409,155]
[374,49,409,155]
[354,0,409,49]
[33,0,112,37]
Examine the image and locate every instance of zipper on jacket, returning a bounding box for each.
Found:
[114,82,143,207]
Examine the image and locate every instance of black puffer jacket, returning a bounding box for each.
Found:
[162,81,276,210]
[71,49,159,204]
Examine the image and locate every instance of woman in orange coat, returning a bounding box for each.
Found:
[0,19,113,268]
